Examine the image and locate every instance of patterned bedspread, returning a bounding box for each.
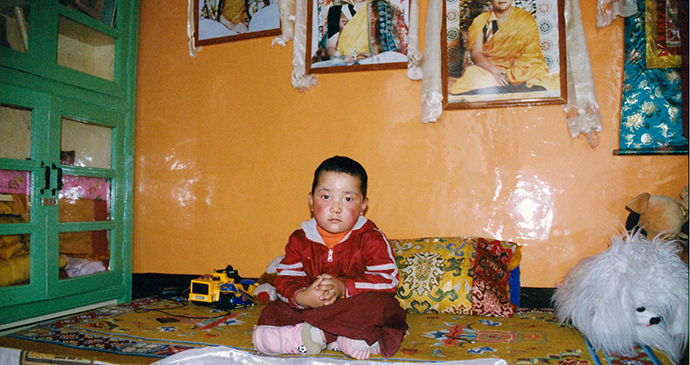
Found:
[1,298,673,364]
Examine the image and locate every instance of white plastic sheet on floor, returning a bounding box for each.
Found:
[0,346,117,365]
[0,347,20,365]
[152,346,508,365]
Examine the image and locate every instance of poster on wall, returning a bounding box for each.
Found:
[442,0,567,109]
[305,0,411,73]
[194,0,281,46]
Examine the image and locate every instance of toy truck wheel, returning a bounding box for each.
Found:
[218,293,237,309]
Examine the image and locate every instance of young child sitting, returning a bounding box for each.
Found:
[252,156,407,359]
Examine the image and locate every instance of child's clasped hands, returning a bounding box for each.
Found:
[294,274,345,308]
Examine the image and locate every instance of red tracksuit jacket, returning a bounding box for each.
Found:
[274,216,399,308]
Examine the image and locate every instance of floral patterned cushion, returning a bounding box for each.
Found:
[391,236,521,317]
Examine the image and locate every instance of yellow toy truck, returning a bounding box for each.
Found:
[189,265,258,309]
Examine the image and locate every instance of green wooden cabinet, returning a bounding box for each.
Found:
[0,0,138,328]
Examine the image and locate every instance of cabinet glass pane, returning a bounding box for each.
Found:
[0,104,32,160]
[58,230,110,280]
[58,114,112,280]
[57,16,115,80]
[0,233,30,287]
[58,176,110,222]
[0,173,30,224]
[0,2,29,53]
[0,103,32,225]
[59,0,118,28]
[61,118,112,169]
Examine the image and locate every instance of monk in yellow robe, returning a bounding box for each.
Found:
[220,0,249,34]
[334,0,370,61]
[450,0,551,95]
[321,0,407,64]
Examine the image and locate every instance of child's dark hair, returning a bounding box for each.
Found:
[312,156,368,199]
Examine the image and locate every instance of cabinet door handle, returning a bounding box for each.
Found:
[57,167,63,191]
[52,164,63,195]
[41,164,51,194]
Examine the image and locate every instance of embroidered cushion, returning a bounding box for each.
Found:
[391,236,521,317]
[471,238,521,317]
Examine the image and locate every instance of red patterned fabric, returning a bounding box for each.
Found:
[471,238,517,317]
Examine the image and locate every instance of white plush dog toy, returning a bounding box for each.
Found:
[553,231,688,363]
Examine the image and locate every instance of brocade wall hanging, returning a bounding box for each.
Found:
[616,0,688,154]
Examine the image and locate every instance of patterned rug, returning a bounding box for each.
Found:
[2,298,672,364]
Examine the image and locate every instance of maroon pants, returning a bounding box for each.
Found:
[256,292,408,358]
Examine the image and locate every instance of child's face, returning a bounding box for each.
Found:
[309,171,368,234]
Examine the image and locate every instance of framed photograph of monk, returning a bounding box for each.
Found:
[194,0,281,46]
[443,0,567,109]
[306,0,411,73]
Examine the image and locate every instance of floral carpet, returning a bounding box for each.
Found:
[2,298,672,364]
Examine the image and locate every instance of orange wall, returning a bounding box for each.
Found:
[133,0,688,287]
